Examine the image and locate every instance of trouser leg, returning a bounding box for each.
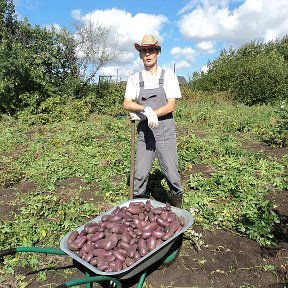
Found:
[156,139,183,196]
[133,139,155,197]
[156,136,183,207]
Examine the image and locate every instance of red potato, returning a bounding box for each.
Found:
[73,236,87,249]
[145,200,153,211]
[156,238,164,247]
[162,230,175,241]
[104,222,116,230]
[110,223,124,234]
[67,230,79,244]
[147,211,155,222]
[134,229,142,237]
[141,231,152,240]
[78,230,87,237]
[138,239,148,257]
[90,257,98,266]
[83,251,94,262]
[97,263,109,271]
[113,250,126,262]
[138,212,146,220]
[67,242,79,251]
[167,213,177,223]
[101,234,119,251]
[111,206,121,215]
[125,257,134,267]
[160,211,169,219]
[110,215,122,222]
[152,230,165,239]
[156,217,170,228]
[121,231,131,243]
[170,220,181,232]
[101,214,111,222]
[165,203,172,211]
[130,237,138,245]
[114,259,123,271]
[106,254,116,262]
[92,248,108,257]
[120,241,130,251]
[134,251,141,261]
[178,216,185,226]
[82,243,96,254]
[84,222,99,234]
[142,221,158,232]
[90,231,105,242]
[151,207,163,215]
[128,204,144,215]
[133,218,143,230]
[147,236,157,251]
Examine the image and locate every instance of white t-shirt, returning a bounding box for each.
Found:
[124,68,182,101]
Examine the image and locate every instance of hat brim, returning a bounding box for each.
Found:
[134,43,161,52]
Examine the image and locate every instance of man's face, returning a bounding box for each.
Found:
[139,47,160,68]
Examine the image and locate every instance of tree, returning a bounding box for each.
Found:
[0,0,18,40]
[73,18,123,83]
[0,16,81,114]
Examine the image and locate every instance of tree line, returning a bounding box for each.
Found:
[189,36,288,105]
[1,0,288,119]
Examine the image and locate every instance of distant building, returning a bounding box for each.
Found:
[177,76,187,86]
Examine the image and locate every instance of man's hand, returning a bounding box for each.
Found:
[143,107,158,128]
[129,112,146,121]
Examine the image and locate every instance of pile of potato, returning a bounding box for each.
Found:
[66,200,185,272]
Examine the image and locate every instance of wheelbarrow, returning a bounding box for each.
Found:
[0,198,193,287]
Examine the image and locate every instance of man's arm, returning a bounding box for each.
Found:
[154,98,176,117]
[123,97,145,112]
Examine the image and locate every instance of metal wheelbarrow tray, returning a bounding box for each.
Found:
[60,198,194,280]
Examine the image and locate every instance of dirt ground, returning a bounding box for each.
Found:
[0,143,287,288]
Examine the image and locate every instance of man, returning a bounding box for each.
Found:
[123,35,183,208]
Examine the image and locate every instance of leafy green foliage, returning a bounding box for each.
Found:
[0,3,81,115]
[258,100,288,147]
[190,37,288,105]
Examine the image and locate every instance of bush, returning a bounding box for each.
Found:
[190,37,288,106]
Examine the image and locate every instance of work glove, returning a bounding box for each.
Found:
[129,112,147,121]
[143,107,158,128]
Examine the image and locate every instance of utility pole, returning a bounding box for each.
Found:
[173,63,176,73]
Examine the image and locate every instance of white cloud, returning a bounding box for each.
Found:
[170,46,197,62]
[175,60,191,70]
[197,41,215,53]
[178,0,288,46]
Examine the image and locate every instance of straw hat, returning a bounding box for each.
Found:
[134,35,161,52]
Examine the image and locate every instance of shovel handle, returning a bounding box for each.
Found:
[129,120,136,200]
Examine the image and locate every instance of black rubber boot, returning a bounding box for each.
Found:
[170,194,183,208]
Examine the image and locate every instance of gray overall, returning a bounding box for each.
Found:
[134,69,183,197]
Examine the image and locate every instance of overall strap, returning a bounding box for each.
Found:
[159,69,165,86]
[139,71,144,87]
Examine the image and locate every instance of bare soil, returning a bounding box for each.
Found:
[0,142,287,288]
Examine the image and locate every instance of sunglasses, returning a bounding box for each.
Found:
[139,47,159,54]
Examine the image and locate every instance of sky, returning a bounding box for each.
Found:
[14,0,288,81]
